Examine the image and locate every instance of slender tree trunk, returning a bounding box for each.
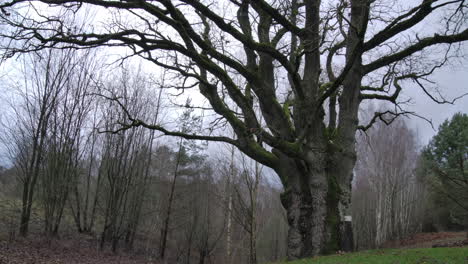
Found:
[159,137,183,260]
[71,184,83,233]
[82,135,96,232]
[375,193,383,247]
[19,179,31,236]
[88,162,103,233]
[225,145,234,264]
[20,133,46,237]
[185,229,193,264]
[248,161,260,264]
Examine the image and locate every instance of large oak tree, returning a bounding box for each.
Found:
[1,0,467,259]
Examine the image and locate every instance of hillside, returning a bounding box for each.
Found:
[1,233,467,264]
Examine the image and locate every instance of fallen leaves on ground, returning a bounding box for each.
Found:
[382,232,467,249]
[0,235,157,264]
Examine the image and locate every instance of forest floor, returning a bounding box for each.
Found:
[0,232,467,263]
[382,232,468,249]
[0,234,156,264]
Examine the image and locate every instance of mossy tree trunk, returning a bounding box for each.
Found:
[274,121,356,259]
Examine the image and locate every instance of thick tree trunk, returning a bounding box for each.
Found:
[276,148,341,259]
[276,137,356,260]
[330,148,356,253]
[277,153,312,259]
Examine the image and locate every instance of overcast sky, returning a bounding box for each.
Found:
[403,61,468,145]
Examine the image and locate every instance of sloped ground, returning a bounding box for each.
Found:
[383,232,468,249]
[0,236,157,264]
[0,233,467,264]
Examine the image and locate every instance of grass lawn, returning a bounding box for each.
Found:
[276,247,468,264]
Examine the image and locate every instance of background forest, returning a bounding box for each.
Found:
[0,47,466,264]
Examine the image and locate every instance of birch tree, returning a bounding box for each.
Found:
[353,116,425,249]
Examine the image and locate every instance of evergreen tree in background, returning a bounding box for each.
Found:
[422,113,468,232]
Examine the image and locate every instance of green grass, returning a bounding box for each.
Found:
[276,247,468,264]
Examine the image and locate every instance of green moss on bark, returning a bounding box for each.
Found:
[322,174,341,255]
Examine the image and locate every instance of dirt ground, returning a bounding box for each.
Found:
[0,235,157,264]
[382,232,468,249]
